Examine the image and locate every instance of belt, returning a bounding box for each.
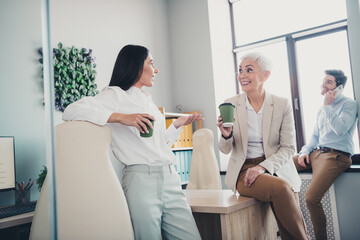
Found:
[317,147,351,158]
[124,164,174,174]
[245,156,266,164]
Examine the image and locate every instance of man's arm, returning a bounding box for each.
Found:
[324,100,358,136]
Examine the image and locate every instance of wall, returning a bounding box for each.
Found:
[0,0,174,204]
[50,0,174,180]
[334,172,360,240]
[167,0,220,160]
[339,1,360,239]
[347,0,360,130]
[50,0,174,124]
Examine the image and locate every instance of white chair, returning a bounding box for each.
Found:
[30,121,134,240]
[186,128,222,190]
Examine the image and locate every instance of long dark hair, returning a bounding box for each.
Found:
[109,44,149,90]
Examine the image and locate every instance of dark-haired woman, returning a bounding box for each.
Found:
[63,44,202,240]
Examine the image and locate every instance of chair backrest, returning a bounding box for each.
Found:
[186,128,222,190]
[30,121,134,240]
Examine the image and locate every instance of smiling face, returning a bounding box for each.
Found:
[134,53,159,89]
[321,74,337,95]
[238,58,270,94]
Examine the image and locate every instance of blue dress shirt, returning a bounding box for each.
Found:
[300,94,358,155]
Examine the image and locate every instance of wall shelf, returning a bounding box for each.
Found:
[172,147,193,151]
[165,112,192,118]
[158,107,202,186]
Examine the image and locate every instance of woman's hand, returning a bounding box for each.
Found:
[108,113,155,133]
[298,154,310,167]
[173,113,204,129]
[217,115,233,138]
[243,166,266,187]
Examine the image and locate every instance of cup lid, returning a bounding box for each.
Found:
[219,102,235,108]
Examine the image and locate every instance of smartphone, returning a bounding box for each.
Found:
[334,85,344,95]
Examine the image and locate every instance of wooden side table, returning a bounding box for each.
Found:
[184,189,277,240]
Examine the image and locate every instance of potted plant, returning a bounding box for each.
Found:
[36,165,47,191]
[38,42,99,111]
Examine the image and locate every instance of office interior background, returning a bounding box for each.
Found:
[1,0,360,239]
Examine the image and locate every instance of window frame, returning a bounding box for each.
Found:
[229,0,358,151]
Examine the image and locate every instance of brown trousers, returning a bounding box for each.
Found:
[293,149,352,240]
[237,156,310,240]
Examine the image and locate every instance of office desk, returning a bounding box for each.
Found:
[184,190,277,240]
[0,212,33,240]
[0,212,34,230]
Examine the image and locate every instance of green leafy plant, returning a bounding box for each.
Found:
[36,165,47,192]
[39,42,99,111]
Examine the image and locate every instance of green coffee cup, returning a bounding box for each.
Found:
[219,103,235,127]
[140,118,154,137]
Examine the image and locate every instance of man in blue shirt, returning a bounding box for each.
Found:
[294,69,358,240]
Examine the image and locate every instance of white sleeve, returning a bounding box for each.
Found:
[62,88,120,126]
[165,124,183,148]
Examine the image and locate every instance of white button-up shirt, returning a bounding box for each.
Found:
[245,96,265,159]
[62,86,182,166]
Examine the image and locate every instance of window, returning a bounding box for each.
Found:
[235,40,291,100]
[232,0,347,46]
[295,30,359,153]
[227,0,359,155]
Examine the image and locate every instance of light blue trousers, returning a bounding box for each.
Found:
[122,164,201,240]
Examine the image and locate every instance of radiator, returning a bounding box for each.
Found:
[299,173,341,240]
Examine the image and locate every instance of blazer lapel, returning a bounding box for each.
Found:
[262,92,274,153]
[237,94,248,155]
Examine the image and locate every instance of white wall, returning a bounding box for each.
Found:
[347,0,360,119]
[167,0,222,165]
[334,172,360,240]
[0,0,175,204]
[337,2,360,239]
[166,0,237,177]
[50,0,175,177]
[51,0,174,124]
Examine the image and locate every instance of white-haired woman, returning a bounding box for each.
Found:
[217,52,309,240]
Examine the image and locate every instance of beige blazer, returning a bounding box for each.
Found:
[219,92,301,193]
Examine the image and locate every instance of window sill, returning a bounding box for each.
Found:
[220,154,360,174]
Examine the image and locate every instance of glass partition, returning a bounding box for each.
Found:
[0,0,57,238]
[0,0,47,207]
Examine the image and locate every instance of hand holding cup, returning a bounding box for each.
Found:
[219,103,235,127]
[140,117,155,137]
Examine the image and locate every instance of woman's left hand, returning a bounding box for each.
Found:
[243,166,266,187]
[173,113,204,129]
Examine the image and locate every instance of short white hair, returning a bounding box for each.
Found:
[240,52,272,72]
